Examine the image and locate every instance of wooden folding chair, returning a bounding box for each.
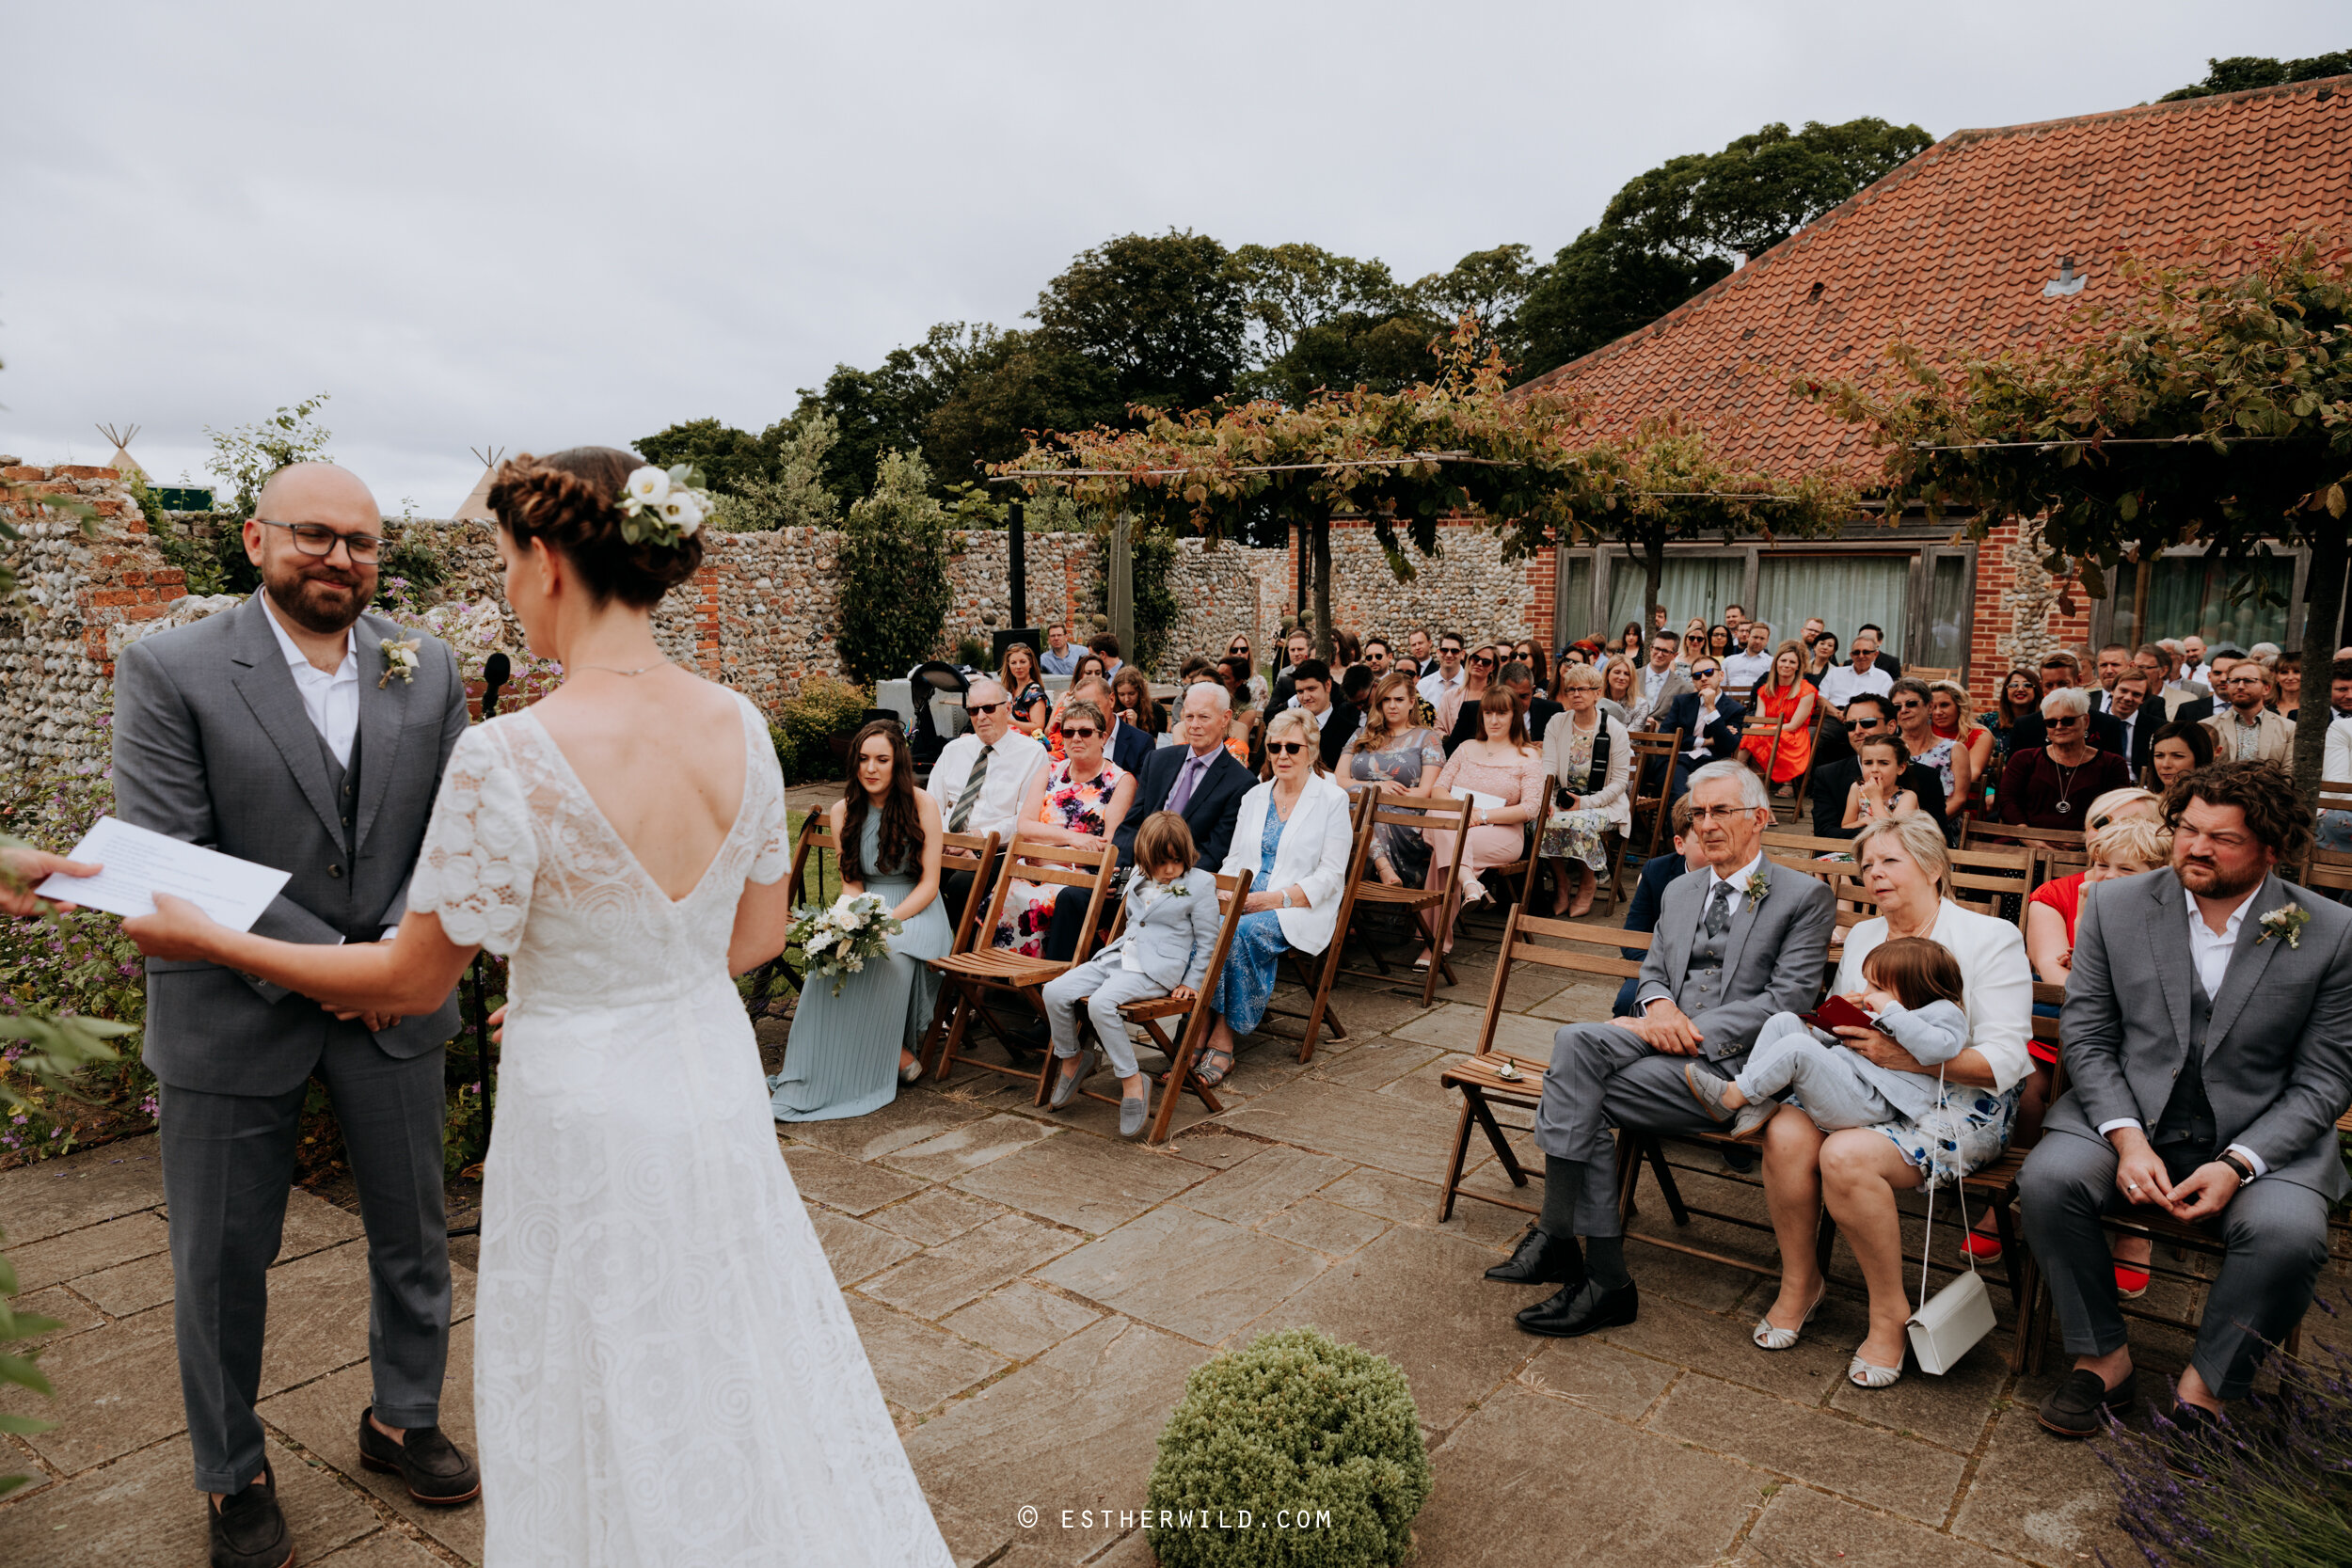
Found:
[1062,870,1254,1144]
[910,830,1005,1062]
[1738,712,1784,770]
[1250,787,1375,1063]
[1905,665,1958,688]
[1332,789,1474,1004]
[1780,703,1834,827]
[1610,728,1684,902]
[922,836,1119,1097]
[1960,818,2086,860]
[742,813,841,1018]
[1453,774,1553,952]
[2302,846,2352,897]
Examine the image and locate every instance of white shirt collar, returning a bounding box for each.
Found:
[2183,882,2260,940]
[1706,849,1767,893]
[260,592,355,683]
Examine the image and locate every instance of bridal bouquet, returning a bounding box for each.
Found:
[788,893,903,996]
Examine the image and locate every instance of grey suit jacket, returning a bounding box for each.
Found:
[1633,857,1837,1062]
[112,595,469,1096]
[1097,867,1222,993]
[1629,670,1696,735]
[2048,867,2352,1200]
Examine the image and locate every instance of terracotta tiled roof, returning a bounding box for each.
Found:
[1520,75,2352,485]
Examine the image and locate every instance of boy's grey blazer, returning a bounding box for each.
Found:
[112,595,469,1095]
[1631,858,1837,1062]
[2048,867,2352,1201]
[1098,867,1221,993]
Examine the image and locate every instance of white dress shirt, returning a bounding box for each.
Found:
[1818,663,1893,710]
[2094,885,2268,1175]
[2111,707,2141,767]
[923,730,1048,837]
[261,592,358,767]
[1416,668,1462,710]
[1639,851,1765,1014]
[1722,649,1772,690]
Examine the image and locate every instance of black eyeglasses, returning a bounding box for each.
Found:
[1692,667,1720,679]
[257,518,382,563]
[1439,644,1464,656]
[2047,715,2085,726]
[1266,740,1310,755]
[1060,726,1100,740]
[964,700,1005,717]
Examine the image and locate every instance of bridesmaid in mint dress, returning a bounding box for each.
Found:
[771,721,951,1121]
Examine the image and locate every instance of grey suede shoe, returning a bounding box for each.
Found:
[1684,1062,1773,1139]
[1119,1095,1149,1139]
[1049,1049,1098,1110]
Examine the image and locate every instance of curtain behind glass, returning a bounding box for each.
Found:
[2114,554,2294,650]
[1605,555,1747,643]
[1755,555,1911,656]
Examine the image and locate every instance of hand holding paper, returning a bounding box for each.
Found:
[2,845,103,916]
[36,816,292,931]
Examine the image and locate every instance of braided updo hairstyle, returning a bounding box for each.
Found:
[485,447,705,609]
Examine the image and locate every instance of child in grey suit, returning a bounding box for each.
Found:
[1686,936,1970,1136]
[1043,812,1223,1137]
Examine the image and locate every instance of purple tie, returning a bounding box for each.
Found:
[1168,752,1208,816]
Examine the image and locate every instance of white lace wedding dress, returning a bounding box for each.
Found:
[408,694,953,1567]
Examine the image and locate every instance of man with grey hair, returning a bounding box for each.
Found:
[1489,760,1836,1337]
[926,675,1048,920]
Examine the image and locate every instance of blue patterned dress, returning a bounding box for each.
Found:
[1212,808,1290,1036]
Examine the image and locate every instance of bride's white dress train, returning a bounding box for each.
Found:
[409,695,952,1566]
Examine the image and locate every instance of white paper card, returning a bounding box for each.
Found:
[35,816,292,931]
[1448,786,1507,812]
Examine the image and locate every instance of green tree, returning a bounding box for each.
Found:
[2161,50,2352,100]
[205,392,333,518]
[634,417,772,494]
[834,450,953,685]
[1031,230,1248,412]
[1810,235,2352,809]
[1408,245,1540,358]
[711,409,842,532]
[1516,227,1733,377]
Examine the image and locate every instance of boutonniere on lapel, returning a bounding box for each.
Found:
[378,636,421,689]
[1743,864,1772,911]
[1164,879,1192,898]
[2255,900,2309,950]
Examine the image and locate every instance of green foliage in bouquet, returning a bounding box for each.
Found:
[1146,1326,1430,1568]
[785,893,903,996]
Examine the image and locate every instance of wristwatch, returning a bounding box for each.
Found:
[1279,889,1293,909]
[2217,1150,2255,1184]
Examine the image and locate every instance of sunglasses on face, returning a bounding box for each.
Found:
[1469,654,1494,667]
[1892,698,1922,711]
[2048,715,2084,726]
[1060,726,1100,740]
[1266,740,1310,755]
[964,701,1005,717]
[1849,716,1883,729]
[1692,667,1720,679]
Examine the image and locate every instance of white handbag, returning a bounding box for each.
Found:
[1903,1069,1997,1375]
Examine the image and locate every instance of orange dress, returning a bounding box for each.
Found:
[1741,678,1816,784]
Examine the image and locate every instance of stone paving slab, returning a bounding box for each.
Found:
[1036,1206,1329,1344]
[0,1435,379,1565]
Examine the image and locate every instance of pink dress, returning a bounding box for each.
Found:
[1422,744,1548,903]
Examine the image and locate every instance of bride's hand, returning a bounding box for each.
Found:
[488,1004,508,1045]
[121,893,223,961]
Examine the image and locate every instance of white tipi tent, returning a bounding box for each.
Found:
[97,422,142,478]
[453,446,503,521]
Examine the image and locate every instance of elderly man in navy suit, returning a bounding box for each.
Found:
[1043,681,1252,961]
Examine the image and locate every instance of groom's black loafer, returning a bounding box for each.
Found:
[210,1461,293,1568]
[358,1408,481,1505]
[2036,1369,2137,1438]
[1516,1277,1638,1338]
[1485,1225,1584,1287]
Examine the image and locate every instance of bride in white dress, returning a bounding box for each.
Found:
[125,448,953,1567]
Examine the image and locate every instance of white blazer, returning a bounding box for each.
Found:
[1834,899,2034,1093]
[1219,771,1355,955]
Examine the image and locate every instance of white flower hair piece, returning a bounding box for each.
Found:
[616,463,713,547]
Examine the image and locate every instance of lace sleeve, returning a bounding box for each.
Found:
[408,724,537,955]
[747,723,795,886]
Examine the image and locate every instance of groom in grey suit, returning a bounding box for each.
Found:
[1491,760,1836,1335]
[2023,761,2352,1443]
[112,465,478,1565]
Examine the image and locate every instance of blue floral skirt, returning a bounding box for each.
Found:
[1864,1081,2020,1192]
[1212,911,1289,1037]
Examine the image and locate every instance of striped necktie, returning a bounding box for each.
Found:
[948,742,990,833]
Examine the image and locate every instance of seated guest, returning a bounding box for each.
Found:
[1051,674,1152,774]
[1419,687,1548,966]
[1740,641,1817,800]
[1597,656,1640,728]
[1437,644,1495,737]
[1335,672,1448,886]
[998,641,1049,735]
[2201,660,2296,764]
[2103,672,2156,782]
[1816,629,1894,717]
[1487,763,1835,1338]
[2273,650,2301,722]
[2021,763,2352,1444]
[1039,623,1080,677]
[1288,659,1361,771]
[1612,797,1702,1017]
[1216,656,1263,767]
[992,699,1135,958]
[2006,658,2127,757]
[924,678,1049,918]
[2144,719,2215,794]
[1998,689,2133,828]
[1446,659,1560,757]
[1111,665,1164,738]
[1754,813,2031,1388]
[1979,667,2043,779]
[1841,734,1919,830]
[1042,680,1253,961]
[1266,628,1315,714]
[1340,661,1375,715]
[1089,631,1123,675]
[1041,812,1222,1138]
[1810,694,1949,841]
[1539,662,1630,918]
[1194,709,1355,1086]
[1360,637,1392,677]
[1929,679,1994,819]
[1655,657,1747,801]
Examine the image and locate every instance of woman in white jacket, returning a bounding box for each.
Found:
[1538,662,1631,917]
[1195,708,1357,1085]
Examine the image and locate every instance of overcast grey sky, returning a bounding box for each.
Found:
[4,1,2343,513]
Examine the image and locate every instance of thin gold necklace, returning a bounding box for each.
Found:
[578,658,670,677]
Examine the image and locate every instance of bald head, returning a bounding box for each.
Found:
[244,462,381,638]
[254,462,377,524]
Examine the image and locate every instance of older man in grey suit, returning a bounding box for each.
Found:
[113,465,478,1567]
[1489,760,1836,1336]
[2023,761,2352,1445]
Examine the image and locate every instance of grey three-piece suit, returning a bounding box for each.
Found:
[113,595,467,1491]
[1534,857,1836,1235]
[2021,868,2352,1398]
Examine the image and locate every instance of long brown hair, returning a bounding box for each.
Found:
[1357,670,1419,747]
[840,721,922,879]
[1473,683,1533,752]
[1862,936,1965,1011]
[1995,667,2044,727]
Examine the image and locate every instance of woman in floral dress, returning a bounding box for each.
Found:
[993,699,1135,957]
[1417,686,1548,965]
[1334,672,1447,887]
[1538,663,1629,916]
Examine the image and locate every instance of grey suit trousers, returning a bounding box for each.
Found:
[2018,1129,2331,1400]
[162,1022,450,1492]
[1534,1021,1751,1238]
[1043,958,1168,1080]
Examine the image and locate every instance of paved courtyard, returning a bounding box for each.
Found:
[3,913,2343,1567]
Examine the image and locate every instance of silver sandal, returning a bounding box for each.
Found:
[1751,1284,1826,1351]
